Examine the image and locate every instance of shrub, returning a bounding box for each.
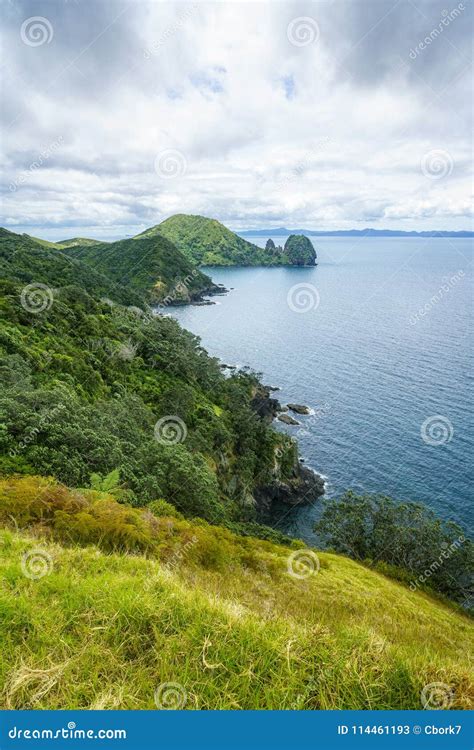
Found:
[316,492,473,604]
[148,498,183,519]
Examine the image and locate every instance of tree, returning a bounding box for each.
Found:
[315,492,473,603]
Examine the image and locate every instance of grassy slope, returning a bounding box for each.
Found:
[0,476,472,710]
[137,214,277,266]
[56,238,102,248]
[0,228,143,307]
[61,234,215,303]
[24,235,65,250]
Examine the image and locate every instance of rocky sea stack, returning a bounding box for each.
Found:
[284,234,317,266]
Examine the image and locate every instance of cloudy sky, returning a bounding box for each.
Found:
[1,0,472,240]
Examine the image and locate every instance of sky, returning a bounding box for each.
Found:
[1,0,472,241]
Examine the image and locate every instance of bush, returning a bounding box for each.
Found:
[316,492,473,604]
[148,498,183,519]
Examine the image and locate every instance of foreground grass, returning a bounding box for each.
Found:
[0,478,472,710]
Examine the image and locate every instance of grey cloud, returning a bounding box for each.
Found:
[1,0,471,236]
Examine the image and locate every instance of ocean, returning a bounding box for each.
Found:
[169,236,473,543]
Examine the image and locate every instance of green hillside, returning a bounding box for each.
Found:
[56,237,102,248]
[24,234,66,250]
[137,214,279,266]
[61,234,218,304]
[0,241,304,524]
[0,475,472,710]
[0,228,142,307]
[1,220,472,712]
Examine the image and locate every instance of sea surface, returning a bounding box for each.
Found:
[169,237,473,543]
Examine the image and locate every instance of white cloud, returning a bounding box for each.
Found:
[1,0,472,239]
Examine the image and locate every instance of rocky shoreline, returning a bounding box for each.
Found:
[250,383,326,512]
[190,283,229,305]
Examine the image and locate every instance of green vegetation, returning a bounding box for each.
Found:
[137,214,314,267]
[0,228,142,307]
[0,476,472,710]
[23,234,64,250]
[61,234,216,304]
[1,221,472,711]
[56,238,102,248]
[137,214,269,266]
[0,229,300,525]
[316,493,473,606]
[284,234,317,265]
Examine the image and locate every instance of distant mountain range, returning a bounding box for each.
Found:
[238,228,474,238]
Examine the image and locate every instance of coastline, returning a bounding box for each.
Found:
[158,287,327,516]
[250,383,326,515]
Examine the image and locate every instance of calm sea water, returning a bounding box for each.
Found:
[170,237,473,542]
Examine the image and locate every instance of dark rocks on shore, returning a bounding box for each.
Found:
[189,283,229,305]
[278,413,300,425]
[250,384,281,423]
[255,465,325,509]
[249,383,325,510]
[287,403,311,415]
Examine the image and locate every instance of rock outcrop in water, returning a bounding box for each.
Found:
[284,234,317,266]
[249,383,324,509]
[287,403,311,415]
[278,413,300,425]
[250,384,281,422]
[255,464,325,509]
[265,238,276,252]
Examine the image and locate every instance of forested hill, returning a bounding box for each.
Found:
[136,214,268,266]
[0,224,306,533]
[60,233,217,304]
[0,228,142,307]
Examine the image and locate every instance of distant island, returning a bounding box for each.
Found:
[239,228,474,238]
